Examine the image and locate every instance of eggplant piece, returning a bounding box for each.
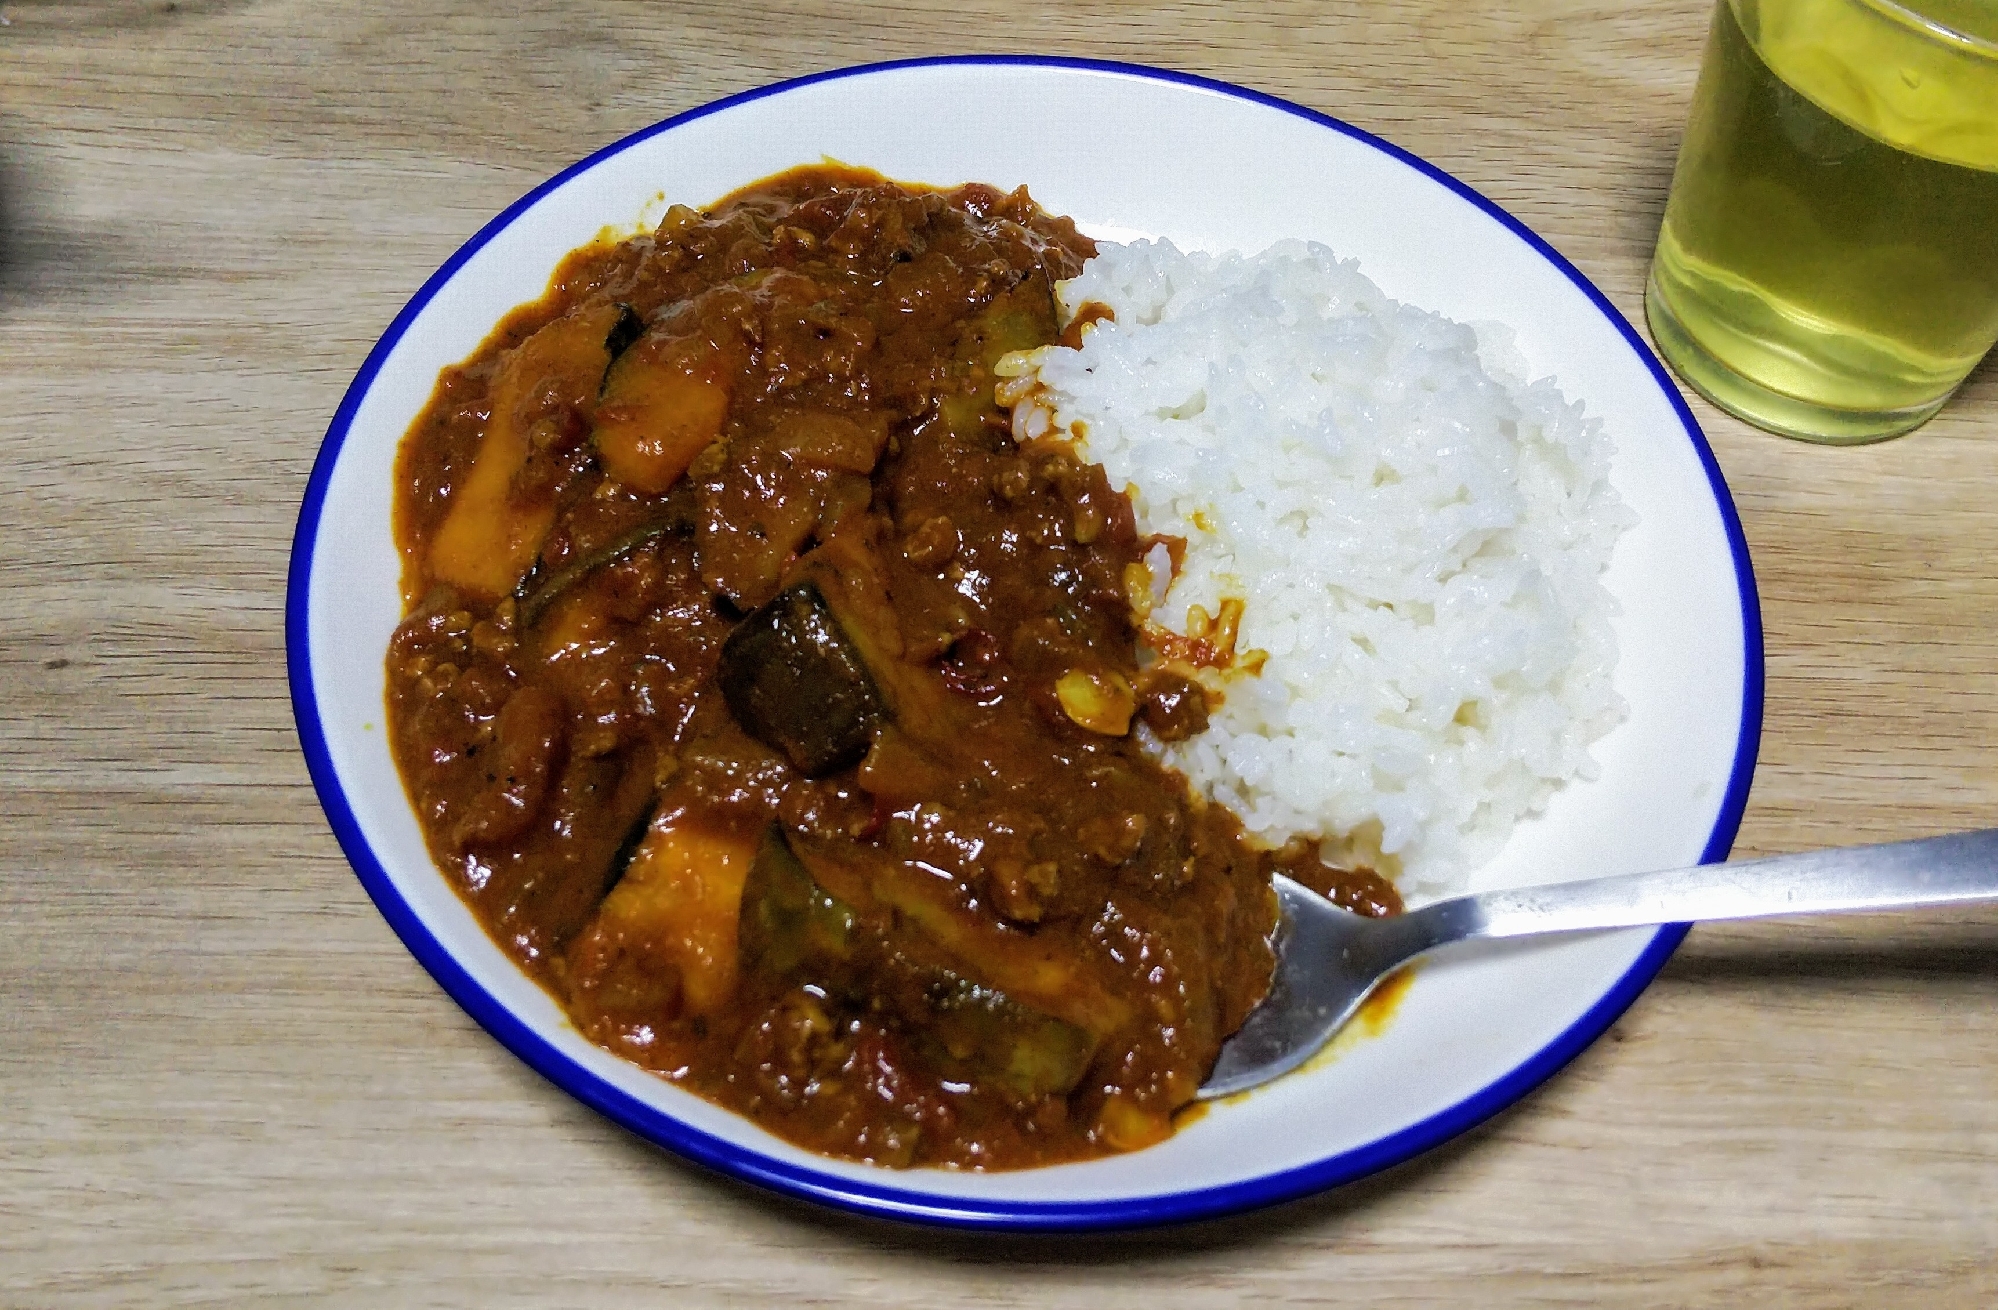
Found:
[603,302,645,367]
[513,505,691,629]
[597,792,664,899]
[738,829,1095,1100]
[791,535,975,753]
[479,740,662,956]
[917,975,1095,1101]
[937,273,1060,438]
[738,826,859,980]
[718,579,887,777]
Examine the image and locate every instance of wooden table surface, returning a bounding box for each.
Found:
[6,1,1997,1305]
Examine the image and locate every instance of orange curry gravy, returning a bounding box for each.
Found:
[386,167,1399,1168]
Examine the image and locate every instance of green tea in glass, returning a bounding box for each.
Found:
[1647,0,1998,443]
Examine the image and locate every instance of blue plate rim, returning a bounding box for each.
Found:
[284,53,1764,1232]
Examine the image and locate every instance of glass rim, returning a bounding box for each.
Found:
[1854,0,1998,58]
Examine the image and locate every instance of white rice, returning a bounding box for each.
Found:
[999,238,1632,896]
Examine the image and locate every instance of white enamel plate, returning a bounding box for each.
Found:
[287,58,1762,1230]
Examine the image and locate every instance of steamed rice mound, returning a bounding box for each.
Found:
[1002,238,1633,895]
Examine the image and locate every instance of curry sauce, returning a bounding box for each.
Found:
[385,168,1395,1168]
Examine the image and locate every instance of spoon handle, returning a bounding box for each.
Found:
[1416,828,1998,945]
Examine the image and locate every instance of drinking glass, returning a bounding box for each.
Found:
[1646,0,1998,443]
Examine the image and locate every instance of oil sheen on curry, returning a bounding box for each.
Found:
[387,167,1398,1169]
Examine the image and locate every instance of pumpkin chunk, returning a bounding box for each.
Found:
[567,815,763,1020]
[429,302,629,596]
[593,338,732,495]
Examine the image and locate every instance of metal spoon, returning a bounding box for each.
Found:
[1200,828,1998,1099]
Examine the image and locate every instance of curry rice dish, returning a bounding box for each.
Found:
[387,166,1414,1169]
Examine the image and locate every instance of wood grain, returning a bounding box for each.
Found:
[4,1,1996,1304]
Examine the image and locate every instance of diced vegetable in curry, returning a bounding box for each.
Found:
[386,167,1398,1169]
